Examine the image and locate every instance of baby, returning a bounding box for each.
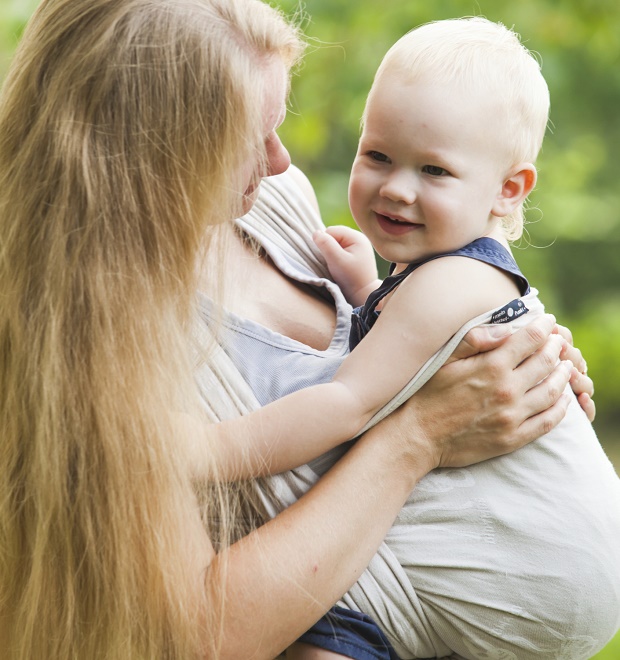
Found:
[210,17,620,660]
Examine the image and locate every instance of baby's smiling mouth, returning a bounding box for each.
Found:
[383,213,412,224]
[375,211,422,235]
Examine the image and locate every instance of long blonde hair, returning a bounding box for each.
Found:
[0,0,301,657]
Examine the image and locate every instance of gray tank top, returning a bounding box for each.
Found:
[198,232,352,408]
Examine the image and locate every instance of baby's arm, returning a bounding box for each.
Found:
[202,255,522,482]
[333,255,523,429]
[207,369,377,480]
[313,226,382,306]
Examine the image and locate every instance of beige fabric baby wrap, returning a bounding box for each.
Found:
[194,170,620,659]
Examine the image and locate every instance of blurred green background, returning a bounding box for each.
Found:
[1,1,618,656]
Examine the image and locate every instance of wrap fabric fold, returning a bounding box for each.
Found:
[194,170,620,659]
[192,171,333,515]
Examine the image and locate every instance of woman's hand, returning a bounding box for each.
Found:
[554,323,595,422]
[378,314,573,471]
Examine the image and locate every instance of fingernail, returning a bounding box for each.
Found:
[562,359,574,374]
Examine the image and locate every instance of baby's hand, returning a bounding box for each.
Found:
[313,225,382,307]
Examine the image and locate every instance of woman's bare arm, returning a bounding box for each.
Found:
[210,314,572,660]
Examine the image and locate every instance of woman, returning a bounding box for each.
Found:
[0,0,590,658]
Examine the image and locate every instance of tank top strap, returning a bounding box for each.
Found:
[349,264,413,349]
[451,237,530,295]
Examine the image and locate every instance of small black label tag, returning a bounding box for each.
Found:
[491,299,529,324]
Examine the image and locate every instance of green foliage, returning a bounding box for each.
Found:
[0,0,36,72]
[592,628,620,659]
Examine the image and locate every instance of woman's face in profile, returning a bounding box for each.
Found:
[239,57,290,214]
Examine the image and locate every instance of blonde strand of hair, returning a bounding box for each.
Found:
[0,0,302,657]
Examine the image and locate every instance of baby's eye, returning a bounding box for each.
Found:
[367,151,390,163]
[422,164,448,176]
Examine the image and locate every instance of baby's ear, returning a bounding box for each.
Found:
[492,164,537,218]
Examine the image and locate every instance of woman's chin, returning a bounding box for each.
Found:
[240,187,259,215]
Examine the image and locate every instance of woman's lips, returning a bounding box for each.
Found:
[375,212,422,236]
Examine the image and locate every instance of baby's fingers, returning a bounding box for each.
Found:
[313,228,342,251]
[324,225,361,249]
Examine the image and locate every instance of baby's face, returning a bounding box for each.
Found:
[348,72,509,271]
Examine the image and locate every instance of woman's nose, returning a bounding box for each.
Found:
[380,172,416,205]
[266,133,291,177]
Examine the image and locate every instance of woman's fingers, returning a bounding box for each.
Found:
[451,314,557,366]
[499,314,558,369]
[559,336,588,376]
[472,323,572,449]
[517,357,573,417]
[569,367,594,398]
[554,322,594,420]
[512,332,568,394]
[553,322,573,346]
[576,392,596,423]
[425,313,575,467]
[494,360,572,452]
[511,391,572,449]
[448,324,512,361]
